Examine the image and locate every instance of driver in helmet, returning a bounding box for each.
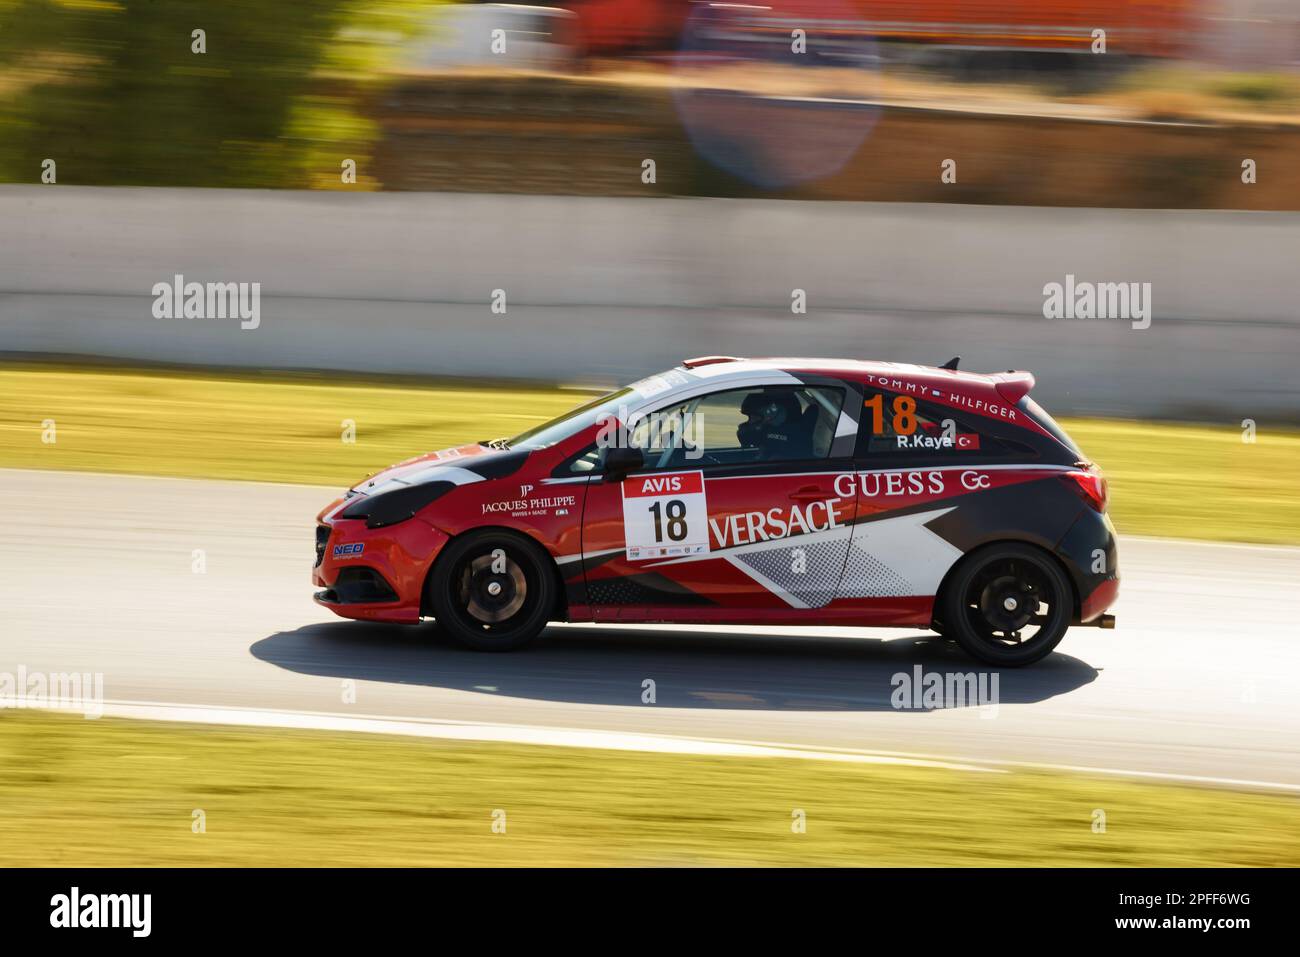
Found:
[737,390,813,461]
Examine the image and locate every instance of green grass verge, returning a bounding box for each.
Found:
[3,361,1298,544]
[2,710,1296,866]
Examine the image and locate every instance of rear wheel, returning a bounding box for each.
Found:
[427,530,555,651]
[939,543,1072,667]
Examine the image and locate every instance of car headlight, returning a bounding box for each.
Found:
[339,481,456,529]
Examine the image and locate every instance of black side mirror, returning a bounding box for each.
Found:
[602,446,644,482]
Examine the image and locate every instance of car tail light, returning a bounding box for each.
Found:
[1063,469,1108,512]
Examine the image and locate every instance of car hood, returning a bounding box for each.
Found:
[348,443,526,496]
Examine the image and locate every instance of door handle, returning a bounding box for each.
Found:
[788,486,825,502]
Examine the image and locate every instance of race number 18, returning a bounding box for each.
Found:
[864,393,917,435]
[621,471,710,561]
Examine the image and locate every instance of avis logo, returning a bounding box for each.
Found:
[333,542,364,557]
[639,476,683,494]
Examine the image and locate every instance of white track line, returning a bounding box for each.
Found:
[17,697,1300,792]
[9,698,1000,772]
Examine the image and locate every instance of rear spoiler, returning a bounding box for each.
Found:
[989,371,1035,405]
[682,356,742,369]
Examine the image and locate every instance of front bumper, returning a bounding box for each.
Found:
[312,512,450,624]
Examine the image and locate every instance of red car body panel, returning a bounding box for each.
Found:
[1080,575,1121,623]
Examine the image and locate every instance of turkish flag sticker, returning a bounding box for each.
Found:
[956,433,981,450]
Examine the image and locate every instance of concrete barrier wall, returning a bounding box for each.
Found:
[2,185,1298,420]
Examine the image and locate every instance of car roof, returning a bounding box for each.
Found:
[676,356,1035,404]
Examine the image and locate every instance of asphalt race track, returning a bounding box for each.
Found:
[7,468,1300,789]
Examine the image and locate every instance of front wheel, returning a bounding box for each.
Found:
[427,530,555,651]
[938,543,1073,667]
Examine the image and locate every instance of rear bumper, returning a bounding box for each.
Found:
[1079,575,1120,623]
[1054,507,1120,624]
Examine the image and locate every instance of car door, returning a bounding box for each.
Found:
[579,381,861,620]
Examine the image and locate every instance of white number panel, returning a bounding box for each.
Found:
[621,471,710,561]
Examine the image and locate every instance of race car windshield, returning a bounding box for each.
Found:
[508,387,636,451]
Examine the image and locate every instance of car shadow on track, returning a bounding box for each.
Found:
[250,621,1098,712]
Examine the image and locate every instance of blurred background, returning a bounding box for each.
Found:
[1,0,1299,202]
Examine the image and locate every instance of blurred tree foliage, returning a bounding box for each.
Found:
[0,0,436,188]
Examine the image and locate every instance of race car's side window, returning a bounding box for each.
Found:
[631,385,846,470]
[564,446,602,473]
[554,385,848,476]
[854,392,1015,460]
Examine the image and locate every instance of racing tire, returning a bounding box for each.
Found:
[427,529,556,652]
[939,543,1072,667]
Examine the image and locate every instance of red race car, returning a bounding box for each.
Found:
[313,356,1118,666]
